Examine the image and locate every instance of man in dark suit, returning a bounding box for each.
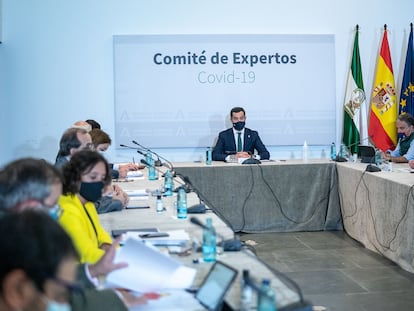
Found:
[212,107,270,161]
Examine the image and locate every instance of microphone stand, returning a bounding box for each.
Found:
[132,140,177,176]
[132,140,167,168]
[119,144,152,170]
[335,135,374,163]
[242,152,261,165]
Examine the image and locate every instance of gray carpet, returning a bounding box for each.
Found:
[239,231,414,311]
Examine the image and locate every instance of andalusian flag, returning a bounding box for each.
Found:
[368,25,397,151]
[399,23,414,116]
[343,25,368,154]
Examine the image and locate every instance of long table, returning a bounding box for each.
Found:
[336,162,414,273]
[99,174,307,310]
[100,158,414,293]
[174,160,342,233]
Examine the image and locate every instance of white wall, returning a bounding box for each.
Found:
[0,0,410,165]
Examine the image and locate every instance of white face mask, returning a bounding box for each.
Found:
[45,298,72,311]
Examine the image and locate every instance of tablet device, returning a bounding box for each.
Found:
[195,261,238,311]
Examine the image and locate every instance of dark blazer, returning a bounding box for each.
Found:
[72,265,127,311]
[212,128,270,161]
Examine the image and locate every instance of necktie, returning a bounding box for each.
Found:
[237,132,242,152]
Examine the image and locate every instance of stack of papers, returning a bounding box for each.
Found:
[124,229,190,246]
[124,189,149,196]
[126,170,144,180]
[106,238,196,292]
[125,189,150,208]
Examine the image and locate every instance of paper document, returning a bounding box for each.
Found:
[126,171,144,178]
[124,189,148,196]
[124,229,190,246]
[106,238,196,292]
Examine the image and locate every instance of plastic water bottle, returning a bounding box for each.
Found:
[206,147,212,165]
[240,270,252,311]
[340,143,348,159]
[257,279,276,311]
[148,165,157,180]
[156,194,164,213]
[202,218,216,262]
[177,187,187,219]
[375,149,383,166]
[145,153,153,168]
[302,141,308,163]
[163,169,174,196]
[330,142,336,160]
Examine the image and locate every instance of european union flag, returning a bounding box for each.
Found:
[399,23,414,116]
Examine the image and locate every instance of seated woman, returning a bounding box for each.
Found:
[89,128,143,178]
[58,149,113,264]
[0,210,79,311]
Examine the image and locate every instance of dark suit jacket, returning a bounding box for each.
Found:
[72,265,127,311]
[212,128,270,161]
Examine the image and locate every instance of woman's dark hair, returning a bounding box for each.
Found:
[0,210,78,293]
[397,113,414,127]
[62,150,111,195]
[90,129,112,148]
[85,119,101,130]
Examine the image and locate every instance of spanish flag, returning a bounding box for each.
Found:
[368,25,397,151]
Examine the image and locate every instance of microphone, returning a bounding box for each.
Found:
[190,216,311,309]
[132,140,163,168]
[119,144,147,157]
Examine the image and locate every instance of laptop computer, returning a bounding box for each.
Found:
[358,145,375,163]
[194,261,238,311]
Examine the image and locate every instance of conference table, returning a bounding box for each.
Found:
[99,172,308,310]
[172,160,414,273]
[336,162,414,273]
[99,158,414,310]
[173,160,343,233]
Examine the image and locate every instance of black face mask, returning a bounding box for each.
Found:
[79,181,104,202]
[233,121,245,131]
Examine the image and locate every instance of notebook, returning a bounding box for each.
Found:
[195,261,238,311]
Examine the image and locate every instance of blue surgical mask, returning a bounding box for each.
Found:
[48,204,63,221]
[43,296,72,311]
[79,181,104,202]
[233,121,245,131]
[47,300,71,311]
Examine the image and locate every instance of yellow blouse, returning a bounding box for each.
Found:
[58,194,112,264]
